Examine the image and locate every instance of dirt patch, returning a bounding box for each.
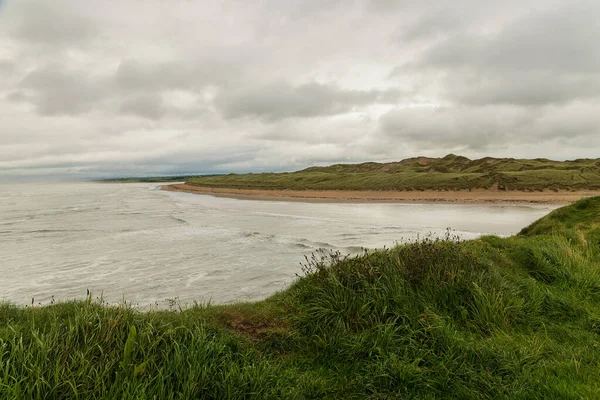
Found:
[417,157,433,166]
[220,312,288,342]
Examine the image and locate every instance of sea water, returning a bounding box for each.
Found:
[0,182,555,307]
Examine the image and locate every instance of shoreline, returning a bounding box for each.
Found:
[160,183,600,205]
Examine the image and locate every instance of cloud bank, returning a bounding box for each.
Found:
[0,0,598,178]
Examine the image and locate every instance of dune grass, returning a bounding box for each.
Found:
[2,197,600,399]
[185,154,600,192]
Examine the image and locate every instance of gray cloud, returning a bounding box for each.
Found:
[398,8,465,42]
[114,60,192,92]
[6,0,98,47]
[114,57,246,92]
[402,2,600,106]
[378,101,600,150]
[379,106,526,149]
[0,59,14,73]
[120,95,165,120]
[10,60,210,119]
[16,64,109,116]
[216,82,402,120]
[419,3,600,74]
[447,72,600,106]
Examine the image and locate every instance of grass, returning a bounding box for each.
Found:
[183,154,600,191]
[1,197,600,398]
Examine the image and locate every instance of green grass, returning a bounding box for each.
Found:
[184,154,600,191]
[2,198,600,398]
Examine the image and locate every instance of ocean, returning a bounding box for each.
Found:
[0,182,555,307]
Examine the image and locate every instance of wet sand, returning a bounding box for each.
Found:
[161,184,600,205]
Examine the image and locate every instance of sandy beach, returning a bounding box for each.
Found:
[161,183,600,205]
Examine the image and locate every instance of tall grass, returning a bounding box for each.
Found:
[1,198,600,398]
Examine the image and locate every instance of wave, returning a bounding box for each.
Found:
[234,229,339,251]
[169,215,188,224]
[251,211,336,223]
[241,231,262,237]
[293,243,312,249]
[23,229,93,234]
[0,217,33,226]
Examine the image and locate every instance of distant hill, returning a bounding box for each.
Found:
[185,154,600,192]
[101,175,206,183]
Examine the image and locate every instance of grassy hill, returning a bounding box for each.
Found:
[1,198,600,398]
[185,154,600,191]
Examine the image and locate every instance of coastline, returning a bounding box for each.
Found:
[160,183,600,205]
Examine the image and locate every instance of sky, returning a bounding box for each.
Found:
[0,0,599,179]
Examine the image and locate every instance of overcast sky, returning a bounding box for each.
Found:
[1,0,599,179]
